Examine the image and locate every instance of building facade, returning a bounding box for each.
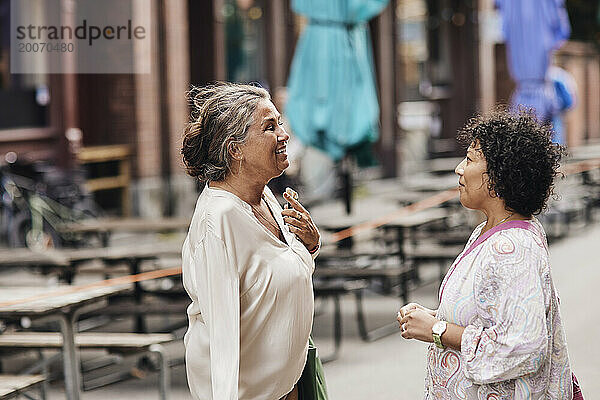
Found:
[0,0,597,217]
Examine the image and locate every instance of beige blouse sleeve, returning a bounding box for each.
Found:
[192,231,240,400]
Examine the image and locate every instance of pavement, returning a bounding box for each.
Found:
[317,221,600,400]
[32,218,599,399]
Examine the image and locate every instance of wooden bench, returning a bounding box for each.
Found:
[313,261,411,343]
[77,145,131,216]
[56,217,190,247]
[0,248,69,269]
[0,374,45,400]
[0,332,173,399]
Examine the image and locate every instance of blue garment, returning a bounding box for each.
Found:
[496,0,570,121]
[548,66,576,145]
[286,0,389,160]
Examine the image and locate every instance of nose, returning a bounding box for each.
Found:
[277,126,290,142]
[455,158,466,176]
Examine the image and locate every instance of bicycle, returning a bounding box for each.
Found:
[0,152,103,249]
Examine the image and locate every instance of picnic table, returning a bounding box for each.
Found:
[312,197,450,287]
[0,284,131,400]
[0,241,183,332]
[0,241,182,275]
[361,172,459,198]
[0,331,174,398]
[312,197,448,255]
[0,242,182,285]
[568,143,600,162]
[0,248,69,269]
[61,241,183,273]
[402,173,458,192]
[57,217,190,246]
[309,198,449,344]
[0,375,45,400]
[64,241,183,332]
[426,157,462,175]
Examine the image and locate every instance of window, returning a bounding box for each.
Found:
[0,0,50,130]
[224,0,267,84]
[397,0,429,101]
[396,0,454,101]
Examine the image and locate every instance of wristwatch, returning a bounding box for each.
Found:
[432,320,447,349]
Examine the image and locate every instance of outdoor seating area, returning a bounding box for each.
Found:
[0,147,598,398]
[0,374,46,400]
[1,0,599,396]
[307,150,600,361]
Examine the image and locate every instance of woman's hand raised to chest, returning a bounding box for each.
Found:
[281,188,320,252]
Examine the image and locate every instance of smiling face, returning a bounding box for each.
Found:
[238,99,290,182]
[455,141,493,211]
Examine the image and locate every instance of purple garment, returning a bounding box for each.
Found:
[496,0,571,121]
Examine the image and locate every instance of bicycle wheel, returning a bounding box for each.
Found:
[9,212,61,250]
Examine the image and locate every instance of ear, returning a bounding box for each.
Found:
[227,141,243,161]
[483,175,498,198]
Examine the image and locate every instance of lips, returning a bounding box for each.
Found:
[275,147,287,155]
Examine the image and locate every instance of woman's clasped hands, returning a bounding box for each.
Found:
[397,303,438,343]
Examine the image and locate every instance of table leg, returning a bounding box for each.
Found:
[396,227,406,262]
[58,311,82,400]
[129,258,146,332]
[354,290,399,342]
[317,293,342,364]
[101,232,110,247]
[149,344,170,400]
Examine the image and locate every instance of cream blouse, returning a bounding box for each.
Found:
[182,185,316,400]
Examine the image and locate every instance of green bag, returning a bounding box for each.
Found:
[298,337,329,400]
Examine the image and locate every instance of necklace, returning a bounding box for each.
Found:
[251,198,285,240]
[497,212,514,226]
[480,212,514,238]
[212,181,285,241]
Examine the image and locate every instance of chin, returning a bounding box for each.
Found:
[459,196,484,212]
[458,194,473,210]
[278,160,290,172]
[269,165,288,180]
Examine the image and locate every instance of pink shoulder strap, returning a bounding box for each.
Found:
[439,220,537,302]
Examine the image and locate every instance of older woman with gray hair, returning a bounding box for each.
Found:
[180,82,323,400]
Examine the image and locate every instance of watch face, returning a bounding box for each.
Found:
[433,321,447,335]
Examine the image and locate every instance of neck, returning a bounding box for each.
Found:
[480,200,526,233]
[210,173,266,206]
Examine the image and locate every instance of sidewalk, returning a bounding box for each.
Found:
[318,222,600,399]
[41,221,599,399]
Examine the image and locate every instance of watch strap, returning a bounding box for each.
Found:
[432,320,447,349]
[433,332,444,349]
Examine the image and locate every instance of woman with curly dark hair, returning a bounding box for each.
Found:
[397,110,575,399]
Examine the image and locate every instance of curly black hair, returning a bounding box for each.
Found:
[457,109,565,217]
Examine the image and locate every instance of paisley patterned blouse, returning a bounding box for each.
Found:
[425,219,573,399]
